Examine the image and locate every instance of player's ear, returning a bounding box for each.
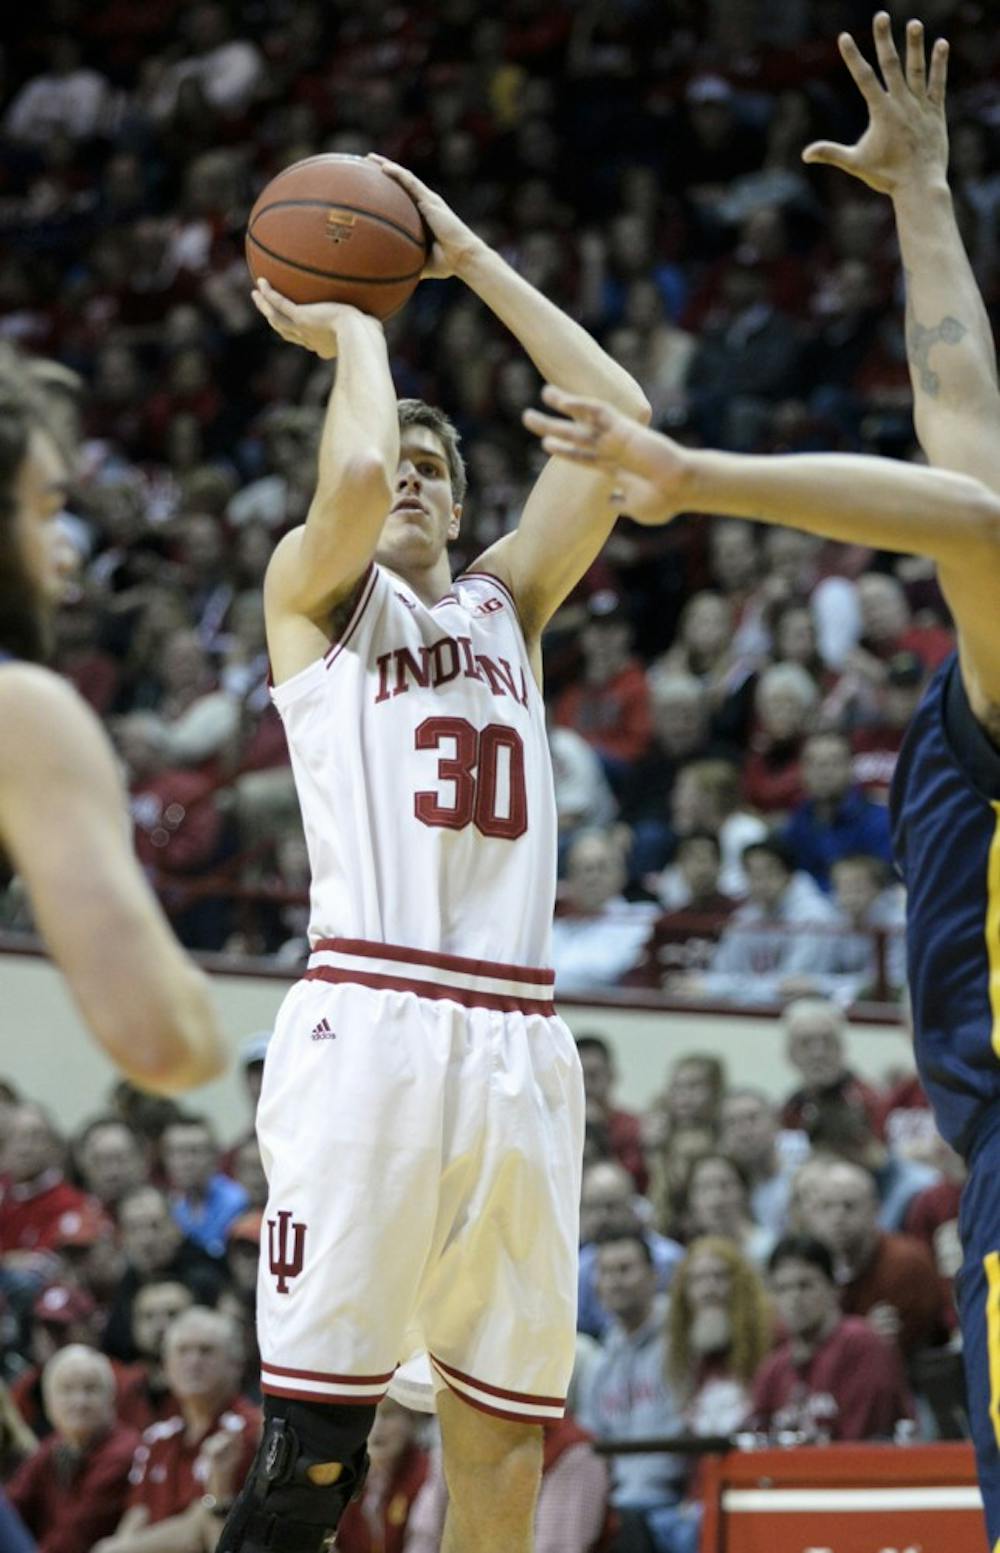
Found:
[448,503,462,540]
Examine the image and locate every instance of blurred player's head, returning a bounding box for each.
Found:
[376,399,466,572]
[0,373,71,662]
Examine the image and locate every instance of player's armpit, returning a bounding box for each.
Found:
[0,666,226,1094]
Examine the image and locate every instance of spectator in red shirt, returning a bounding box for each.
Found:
[0,1103,98,1258]
[779,998,883,1138]
[626,831,737,990]
[553,590,652,787]
[904,1138,965,1332]
[803,1160,945,1357]
[116,713,227,879]
[97,1307,260,1553]
[751,1235,912,1441]
[854,573,954,677]
[741,662,815,818]
[7,1345,140,1553]
[575,1034,647,1192]
[335,1398,430,1553]
[115,1280,193,1433]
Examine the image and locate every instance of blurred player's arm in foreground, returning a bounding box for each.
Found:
[371,155,652,648]
[524,385,1000,575]
[0,664,226,1094]
[801,12,1000,712]
[252,283,399,621]
[803,14,1000,480]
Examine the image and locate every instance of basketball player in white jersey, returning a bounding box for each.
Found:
[0,365,226,1094]
[217,159,651,1553]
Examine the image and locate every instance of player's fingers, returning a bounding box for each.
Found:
[837,31,884,105]
[539,384,612,427]
[540,437,601,464]
[368,153,425,196]
[904,18,926,94]
[255,277,300,321]
[927,36,949,106]
[522,407,598,445]
[801,140,857,171]
[872,11,905,92]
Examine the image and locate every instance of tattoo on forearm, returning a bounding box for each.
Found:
[902,271,969,398]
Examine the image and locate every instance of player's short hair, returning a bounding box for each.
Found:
[397,398,467,505]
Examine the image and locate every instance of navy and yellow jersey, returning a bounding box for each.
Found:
[890,651,1000,1158]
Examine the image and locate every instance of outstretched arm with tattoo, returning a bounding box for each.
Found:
[802,12,1000,484]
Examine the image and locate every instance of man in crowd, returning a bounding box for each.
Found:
[577,1160,683,1340]
[719,1089,794,1239]
[779,997,883,1136]
[575,1034,646,1191]
[751,1235,912,1440]
[116,1280,194,1432]
[161,1115,248,1260]
[0,1103,96,1256]
[74,1118,149,1225]
[102,1187,228,1361]
[551,827,658,992]
[9,1283,103,1436]
[783,731,893,890]
[6,1345,140,1553]
[804,1160,945,1357]
[96,1307,260,1553]
[579,1230,688,1549]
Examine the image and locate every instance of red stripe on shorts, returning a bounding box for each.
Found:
[303,965,556,1016]
[430,1353,564,1409]
[311,937,555,986]
[261,1361,395,1384]
[262,1382,388,1407]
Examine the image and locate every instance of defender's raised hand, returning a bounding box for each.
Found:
[523,386,687,524]
[251,276,382,359]
[367,153,484,280]
[802,12,949,196]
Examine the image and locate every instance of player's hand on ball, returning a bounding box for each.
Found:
[366,153,483,280]
[522,385,689,526]
[251,277,381,359]
[802,12,949,195]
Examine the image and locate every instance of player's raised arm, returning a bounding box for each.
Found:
[252,281,399,616]
[524,387,1000,561]
[0,666,227,1095]
[803,13,1000,485]
[370,154,651,643]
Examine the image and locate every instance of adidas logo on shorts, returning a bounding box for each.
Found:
[311,1018,336,1041]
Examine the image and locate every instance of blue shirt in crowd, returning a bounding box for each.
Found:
[783,788,893,891]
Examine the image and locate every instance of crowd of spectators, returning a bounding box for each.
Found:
[1,0,997,1003]
[0,1000,968,1553]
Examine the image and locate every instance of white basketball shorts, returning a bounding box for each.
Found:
[255,938,585,1425]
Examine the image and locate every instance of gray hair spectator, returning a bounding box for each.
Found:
[6,1346,139,1553]
[779,997,883,1137]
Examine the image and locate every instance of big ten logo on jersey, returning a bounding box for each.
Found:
[475,596,504,616]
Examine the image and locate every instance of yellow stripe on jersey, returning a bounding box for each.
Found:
[987,802,1000,1060]
[986,1251,1000,1451]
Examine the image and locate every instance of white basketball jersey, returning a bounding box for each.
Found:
[271,565,558,967]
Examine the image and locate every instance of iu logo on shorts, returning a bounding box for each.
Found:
[267,1209,306,1294]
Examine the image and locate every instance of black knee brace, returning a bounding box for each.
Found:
[216,1397,376,1553]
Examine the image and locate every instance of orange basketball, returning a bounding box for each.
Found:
[245,154,428,320]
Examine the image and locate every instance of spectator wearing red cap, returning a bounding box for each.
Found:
[0,1104,98,1259]
[97,1307,259,1553]
[553,591,653,789]
[7,1345,140,1553]
[10,1284,102,1438]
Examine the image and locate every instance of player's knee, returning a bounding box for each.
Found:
[442,1403,542,1480]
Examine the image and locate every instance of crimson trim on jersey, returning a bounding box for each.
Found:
[262,1382,388,1407]
[261,1360,395,1384]
[311,937,555,986]
[428,1358,564,1423]
[303,965,556,1015]
[430,1354,564,1408]
[324,564,379,668]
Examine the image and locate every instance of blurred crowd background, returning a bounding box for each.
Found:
[0,0,997,1549]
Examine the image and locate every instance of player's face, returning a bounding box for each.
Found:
[14,427,71,608]
[377,429,460,569]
